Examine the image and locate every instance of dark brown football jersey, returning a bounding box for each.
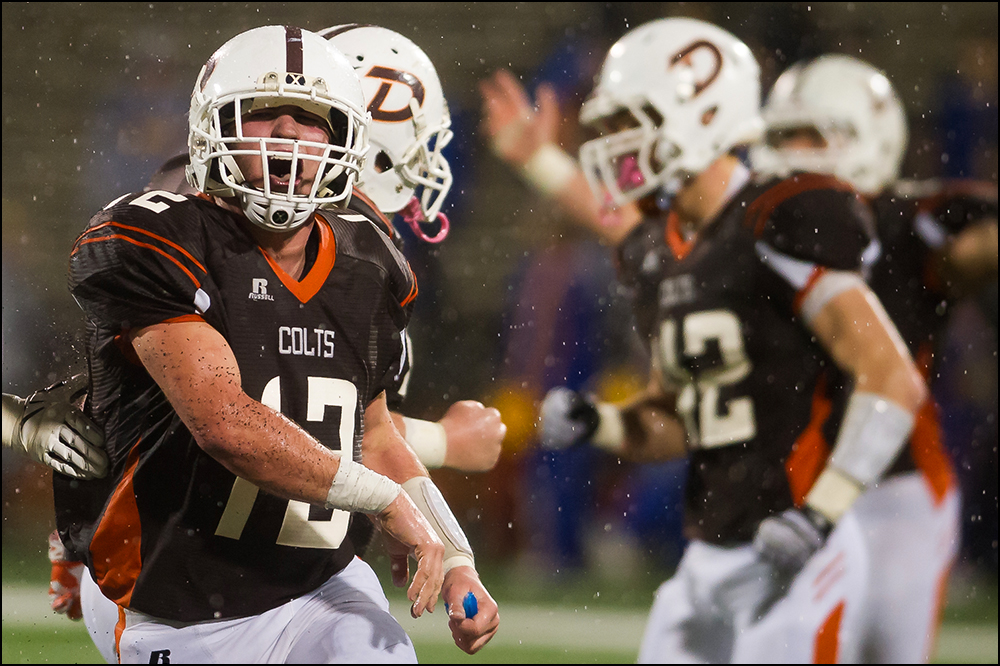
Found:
[56,190,416,621]
[615,170,878,545]
[869,179,997,496]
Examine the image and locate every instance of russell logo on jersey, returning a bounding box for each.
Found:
[249,278,276,302]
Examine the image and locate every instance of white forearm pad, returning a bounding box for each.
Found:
[828,391,915,487]
[592,402,626,454]
[401,417,447,469]
[2,394,26,452]
[325,458,402,514]
[521,144,578,196]
[402,476,475,573]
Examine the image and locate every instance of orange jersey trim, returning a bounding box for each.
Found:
[75,221,208,275]
[75,235,202,289]
[400,265,419,307]
[910,343,956,504]
[114,605,127,663]
[259,214,336,304]
[90,441,143,607]
[793,266,828,316]
[665,211,696,261]
[786,375,833,506]
[746,173,855,238]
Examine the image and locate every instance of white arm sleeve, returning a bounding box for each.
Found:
[805,391,915,522]
[402,476,475,573]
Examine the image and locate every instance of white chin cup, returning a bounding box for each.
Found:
[239,192,316,232]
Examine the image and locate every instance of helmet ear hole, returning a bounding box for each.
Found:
[374,151,395,174]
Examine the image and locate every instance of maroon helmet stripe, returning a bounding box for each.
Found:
[320,23,372,39]
[285,26,303,74]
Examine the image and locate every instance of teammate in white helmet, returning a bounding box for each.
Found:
[751,53,998,664]
[482,16,928,663]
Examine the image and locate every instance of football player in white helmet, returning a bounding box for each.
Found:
[482,16,929,663]
[38,23,500,661]
[59,25,459,664]
[321,24,454,243]
[751,54,997,664]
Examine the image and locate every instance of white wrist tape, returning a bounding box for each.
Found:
[325,458,402,514]
[401,417,448,469]
[2,394,26,452]
[804,466,864,524]
[592,402,626,454]
[521,144,578,196]
[402,476,475,573]
[828,391,915,486]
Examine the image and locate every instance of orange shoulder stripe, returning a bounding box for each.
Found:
[75,234,201,289]
[74,221,208,275]
[746,173,855,238]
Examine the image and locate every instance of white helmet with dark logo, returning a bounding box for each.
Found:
[322,24,453,231]
[579,17,764,205]
[187,25,370,232]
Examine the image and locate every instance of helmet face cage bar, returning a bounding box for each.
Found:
[189,86,369,230]
[579,99,664,206]
[396,98,454,222]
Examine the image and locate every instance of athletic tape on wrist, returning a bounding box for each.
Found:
[401,417,448,469]
[325,458,401,514]
[402,476,475,573]
[521,144,578,196]
[591,402,626,453]
[804,466,864,524]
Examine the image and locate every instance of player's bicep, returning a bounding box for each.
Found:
[807,282,925,411]
[130,319,244,448]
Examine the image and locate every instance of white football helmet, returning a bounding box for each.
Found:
[751,54,908,196]
[187,25,370,232]
[579,17,764,205]
[320,24,453,227]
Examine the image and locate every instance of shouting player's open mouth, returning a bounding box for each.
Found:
[267,155,297,190]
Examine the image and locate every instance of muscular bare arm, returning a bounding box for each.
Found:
[131,319,346,506]
[132,319,446,617]
[809,284,927,414]
[478,68,641,246]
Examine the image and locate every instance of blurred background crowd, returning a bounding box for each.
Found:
[3,1,997,596]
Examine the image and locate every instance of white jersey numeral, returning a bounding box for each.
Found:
[129,189,188,214]
[658,310,756,449]
[214,376,357,549]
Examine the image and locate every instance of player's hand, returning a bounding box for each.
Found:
[538,387,600,450]
[375,492,445,618]
[478,68,561,167]
[17,393,108,480]
[439,401,506,472]
[442,566,499,655]
[749,507,832,619]
[47,530,84,621]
